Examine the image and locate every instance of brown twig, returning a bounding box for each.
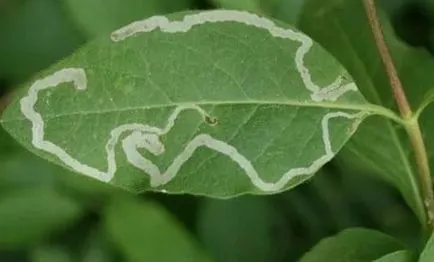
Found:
[363,0,434,229]
[363,0,411,118]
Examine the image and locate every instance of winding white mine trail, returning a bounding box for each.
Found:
[19,10,363,192]
[111,9,358,102]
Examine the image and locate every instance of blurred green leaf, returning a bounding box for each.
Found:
[54,171,118,204]
[197,196,288,262]
[379,0,434,54]
[63,0,192,37]
[0,188,83,248]
[0,126,56,191]
[80,228,118,262]
[268,0,305,25]
[373,250,414,262]
[0,151,56,191]
[0,0,84,82]
[0,126,20,154]
[212,0,265,13]
[420,232,434,262]
[337,165,422,248]
[0,126,111,199]
[299,228,404,262]
[104,195,209,262]
[0,251,27,262]
[30,245,74,262]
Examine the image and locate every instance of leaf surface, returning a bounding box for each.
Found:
[64,0,192,37]
[0,0,84,82]
[31,246,74,262]
[104,196,209,262]
[1,10,373,196]
[197,196,287,262]
[0,188,82,248]
[373,250,414,262]
[212,0,266,13]
[299,228,404,262]
[420,232,434,262]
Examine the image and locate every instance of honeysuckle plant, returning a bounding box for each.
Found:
[2,0,434,261]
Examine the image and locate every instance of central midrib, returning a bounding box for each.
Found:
[1,99,395,123]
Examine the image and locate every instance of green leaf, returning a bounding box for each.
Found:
[31,245,74,262]
[80,228,119,262]
[1,10,377,196]
[0,126,21,154]
[0,147,55,191]
[267,0,305,25]
[275,0,434,225]
[0,126,113,200]
[373,250,414,262]
[104,196,209,262]
[0,0,84,82]
[0,188,82,248]
[64,0,192,37]
[420,232,434,262]
[197,196,287,262]
[212,0,266,13]
[299,228,404,262]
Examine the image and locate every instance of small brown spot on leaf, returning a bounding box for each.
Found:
[205,115,218,126]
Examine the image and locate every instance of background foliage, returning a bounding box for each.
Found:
[0,0,432,261]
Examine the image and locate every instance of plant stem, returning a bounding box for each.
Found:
[363,0,411,118]
[408,120,434,225]
[363,0,434,229]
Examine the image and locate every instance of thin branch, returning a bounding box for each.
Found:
[363,0,411,118]
[407,122,434,227]
[363,0,434,229]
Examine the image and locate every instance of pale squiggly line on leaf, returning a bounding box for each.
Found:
[19,68,365,191]
[111,10,358,102]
